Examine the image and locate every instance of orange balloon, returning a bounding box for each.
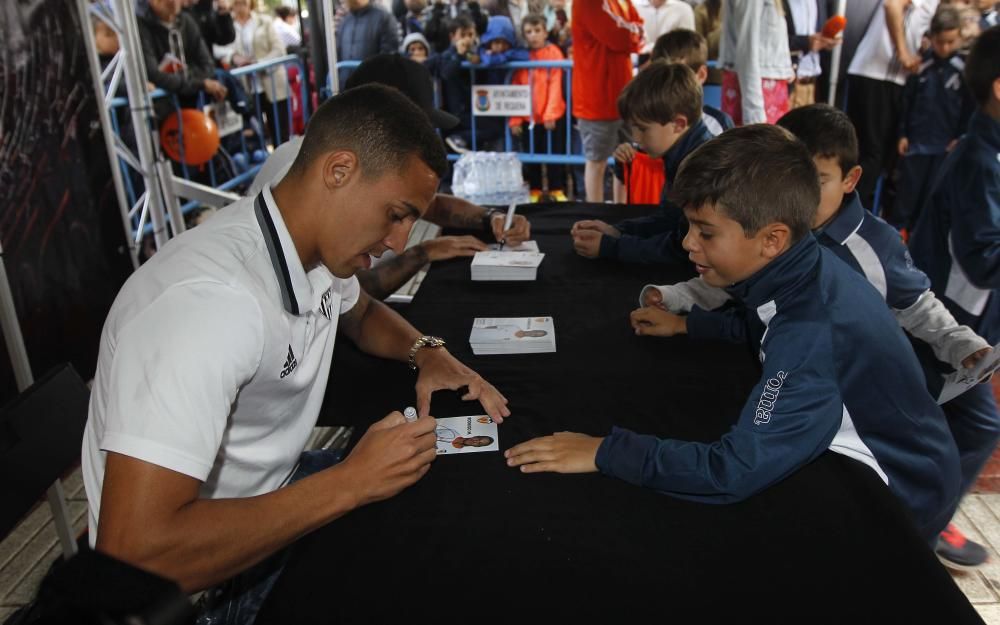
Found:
[822,15,847,38]
[159,109,220,166]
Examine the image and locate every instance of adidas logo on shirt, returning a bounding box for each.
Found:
[280,345,298,378]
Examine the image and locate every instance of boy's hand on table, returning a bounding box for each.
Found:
[570,219,619,258]
[642,287,667,310]
[414,348,510,422]
[505,432,602,473]
[630,306,687,337]
[962,347,992,369]
[491,213,531,245]
[570,228,602,257]
[572,219,620,238]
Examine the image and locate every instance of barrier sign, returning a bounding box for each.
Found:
[472,85,531,116]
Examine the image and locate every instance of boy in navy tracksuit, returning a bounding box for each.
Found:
[427,15,481,152]
[910,25,1000,565]
[894,7,975,230]
[507,124,962,545]
[570,62,713,265]
[640,103,993,567]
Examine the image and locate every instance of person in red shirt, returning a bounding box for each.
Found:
[510,15,569,201]
[572,0,644,202]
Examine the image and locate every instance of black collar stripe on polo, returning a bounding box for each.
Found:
[254,192,300,315]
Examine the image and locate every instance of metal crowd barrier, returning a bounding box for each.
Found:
[109,54,309,238]
[330,58,721,167]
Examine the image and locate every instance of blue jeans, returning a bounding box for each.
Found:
[194,448,344,625]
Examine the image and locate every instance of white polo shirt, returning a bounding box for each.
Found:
[82,186,359,543]
[847,0,939,86]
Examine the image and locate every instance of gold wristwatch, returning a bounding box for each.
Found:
[408,335,446,370]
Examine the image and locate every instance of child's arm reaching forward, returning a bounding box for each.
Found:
[894,291,991,370]
[638,278,732,313]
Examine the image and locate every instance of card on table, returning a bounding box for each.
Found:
[469,316,556,355]
[435,415,500,455]
[471,251,545,281]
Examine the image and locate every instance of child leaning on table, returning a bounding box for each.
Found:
[634,103,993,567]
[570,61,714,264]
[909,25,1000,569]
[507,124,962,543]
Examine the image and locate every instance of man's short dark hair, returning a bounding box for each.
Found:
[966,25,1000,106]
[930,6,961,35]
[521,13,546,31]
[274,6,293,20]
[671,125,820,243]
[289,84,448,181]
[776,104,859,175]
[650,29,708,72]
[617,61,702,127]
[448,15,475,34]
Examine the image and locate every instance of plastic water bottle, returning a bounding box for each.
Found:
[452,156,468,197]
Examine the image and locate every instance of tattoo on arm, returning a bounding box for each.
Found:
[427,194,489,230]
[355,245,431,300]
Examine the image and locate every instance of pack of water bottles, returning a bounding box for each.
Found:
[451,152,530,206]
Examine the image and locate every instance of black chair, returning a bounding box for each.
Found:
[0,363,89,548]
[1,364,194,625]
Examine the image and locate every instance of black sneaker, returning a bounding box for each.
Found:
[936,523,989,570]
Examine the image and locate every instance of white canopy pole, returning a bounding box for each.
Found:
[828,0,848,106]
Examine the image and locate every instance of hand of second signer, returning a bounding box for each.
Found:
[491,213,531,246]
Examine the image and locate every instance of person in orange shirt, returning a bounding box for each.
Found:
[572,0,644,202]
[510,15,568,201]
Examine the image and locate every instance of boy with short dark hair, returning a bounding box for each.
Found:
[570,61,712,264]
[610,29,736,204]
[508,124,962,545]
[426,15,481,152]
[651,29,734,135]
[910,24,1000,567]
[638,103,994,567]
[894,6,975,230]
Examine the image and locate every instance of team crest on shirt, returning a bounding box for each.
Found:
[319,288,334,320]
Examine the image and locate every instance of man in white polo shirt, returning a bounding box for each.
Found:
[81,84,509,617]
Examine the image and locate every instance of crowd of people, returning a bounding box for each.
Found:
[78,0,1000,623]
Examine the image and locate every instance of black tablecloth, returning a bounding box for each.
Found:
[257,204,981,624]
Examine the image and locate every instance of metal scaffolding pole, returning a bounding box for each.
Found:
[77,0,184,258]
[324,0,339,94]
[77,0,140,269]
